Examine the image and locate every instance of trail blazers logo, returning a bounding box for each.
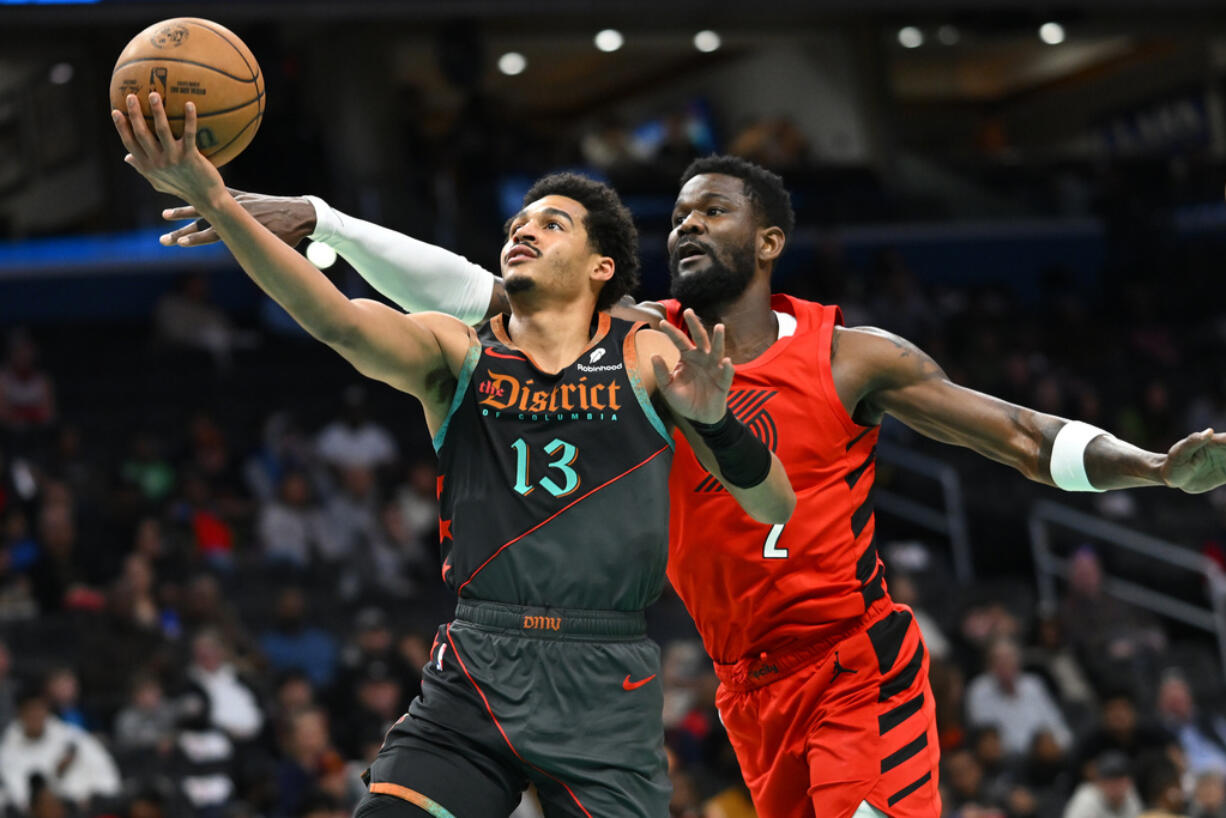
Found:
[695,388,777,492]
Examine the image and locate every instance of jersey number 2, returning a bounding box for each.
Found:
[763,523,788,559]
[511,438,580,498]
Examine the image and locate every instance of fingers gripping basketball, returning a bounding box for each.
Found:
[109,17,264,167]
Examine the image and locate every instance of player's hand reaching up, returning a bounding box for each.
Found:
[651,308,736,425]
[160,189,317,248]
[111,92,227,209]
[1162,428,1226,494]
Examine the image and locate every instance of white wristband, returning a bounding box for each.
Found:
[1050,421,1110,492]
[305,196,497,325]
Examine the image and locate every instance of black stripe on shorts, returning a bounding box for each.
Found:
[881,732,928,773]
[878,692,924,735]
[888,771,933,807]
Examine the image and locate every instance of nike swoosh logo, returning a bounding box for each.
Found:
[622,674,656,691]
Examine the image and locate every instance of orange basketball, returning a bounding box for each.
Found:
[110,17,264,167]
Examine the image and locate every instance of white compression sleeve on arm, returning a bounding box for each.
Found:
[1050,421,1111,492]
[306,196,497,325]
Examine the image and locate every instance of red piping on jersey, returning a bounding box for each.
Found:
[445,624,594,818]
[456,444,671,597]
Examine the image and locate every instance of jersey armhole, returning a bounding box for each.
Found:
[817,304,872,438]
[431,339,483,453]
[622,323,674,448]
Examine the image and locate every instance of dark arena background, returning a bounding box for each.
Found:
[3,0,1226,816]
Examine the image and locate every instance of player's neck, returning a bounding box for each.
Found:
[696,279,777,364]
[505,300,601,373]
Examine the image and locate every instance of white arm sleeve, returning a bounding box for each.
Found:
[306,196,497,325]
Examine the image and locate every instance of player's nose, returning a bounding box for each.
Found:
[675,211,704,234]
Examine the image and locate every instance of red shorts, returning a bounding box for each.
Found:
[714,601,941,818]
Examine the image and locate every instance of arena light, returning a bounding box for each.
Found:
[498,52,527,76]
[305,241,337,270]
[594,29,624,53]
[897,26,924,49]
[1039,22,1066,45]
[49,62,74,84]
[936,25,960,46]
[693,30,721,53]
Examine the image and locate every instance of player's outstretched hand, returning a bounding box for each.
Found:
[111,92,225,209]
[1162,428,1226,494]
[160,190,317,248]
[651,308,735,425]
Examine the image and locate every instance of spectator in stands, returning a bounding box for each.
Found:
[178,573,259,667]
[0,639,16,732]
[367,500,432,598]
[1155,669,1226,775]
[44,665,87,730]
[118,433,176,508]
[321,464,380,594]
[185,627,263,743]
[395,457,441,550]
[1192,771,1226,818]
[1137,753,1188,818]
[172,471,236,570]
[274,706,347,818]
[0,688,121,812]
[967,637,1073,757]
[1024,609,1097,716]
[0,507,39,621]
[244,411,314,504]
[28,775,70,818]
[0,329,56,439]
[1061,547,1167,693]
[1064,751,1142,818]
[153,272,255,372]
[1075,689,1177,779]
[30,499,105,613]
[332,607,409,714]
[314,385,398,472]
[259,586,338,688]
[258,470,336,569]
[113,673,176,758]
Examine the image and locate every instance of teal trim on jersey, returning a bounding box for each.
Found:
[432,341,482,453]
[625,363,674,449]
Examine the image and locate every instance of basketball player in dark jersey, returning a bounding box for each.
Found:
[112,96,796,817]
[160,149,1226,817]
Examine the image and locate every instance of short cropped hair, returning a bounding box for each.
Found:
[522,173,640,311]
[680,155,796,239]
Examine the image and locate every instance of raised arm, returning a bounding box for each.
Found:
[638,310,795,524]
[112,93,470,428]
[161,193,665,326]
[836,326,1226,493]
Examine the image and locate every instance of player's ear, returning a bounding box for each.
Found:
[758,226,786,263]
[590,255,615,284]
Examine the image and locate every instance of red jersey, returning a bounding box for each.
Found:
[662,294,887,663]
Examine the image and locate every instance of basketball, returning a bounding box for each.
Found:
[109,17,264,167]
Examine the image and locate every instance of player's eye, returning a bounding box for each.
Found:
[707,207,725,216]
[671,215,684,227]
[545,220,563,230]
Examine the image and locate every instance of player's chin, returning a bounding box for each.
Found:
[504,270,536,296]
[669,254,713,279]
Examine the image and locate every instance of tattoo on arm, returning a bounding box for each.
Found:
[886,334,946,382]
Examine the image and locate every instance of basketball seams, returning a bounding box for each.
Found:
[137,92,264,122]
[202,111,262,162]
[114,56,259,84]
[189,19,261,84]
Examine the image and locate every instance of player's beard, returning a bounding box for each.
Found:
[504,274,535,298]
[668,239,756,316]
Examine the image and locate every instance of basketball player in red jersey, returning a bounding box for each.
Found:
[162,157,1226,818]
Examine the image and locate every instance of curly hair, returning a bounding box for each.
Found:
[679,155,796,239]
[522,173,640,311]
